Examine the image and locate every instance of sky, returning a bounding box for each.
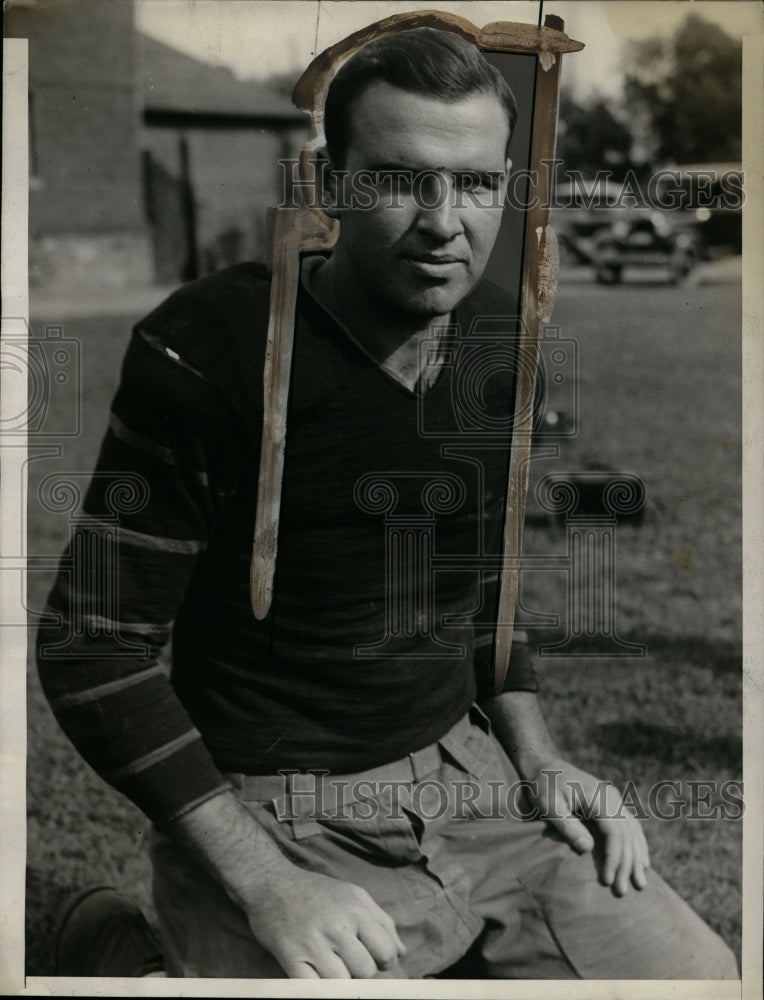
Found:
[135,0,763,100]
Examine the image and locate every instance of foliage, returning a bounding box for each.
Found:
[265,69,301,100]
[556,92,634,179]
[623,13,742,164]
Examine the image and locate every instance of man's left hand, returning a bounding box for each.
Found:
[524,757,650,896]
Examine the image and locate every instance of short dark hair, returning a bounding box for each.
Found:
[323,27,518,166]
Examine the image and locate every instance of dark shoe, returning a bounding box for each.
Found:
[53,885,165,976]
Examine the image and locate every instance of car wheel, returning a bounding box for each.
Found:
[670,251,695,283]
[595,265,622,285]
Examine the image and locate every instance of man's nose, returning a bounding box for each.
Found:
[413,174,463,241]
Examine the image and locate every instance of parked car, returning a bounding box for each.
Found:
[653,163,742,256]
[592,215,702,284]
[552,166,742,277]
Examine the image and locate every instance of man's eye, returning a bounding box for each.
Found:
[373,170,414,189]
[483,173,505,190]
[454,171,503,191]
[453,171,478,191]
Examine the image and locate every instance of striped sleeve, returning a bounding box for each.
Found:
[36,327,240,825]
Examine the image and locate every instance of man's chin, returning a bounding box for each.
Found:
[385,277,478,319]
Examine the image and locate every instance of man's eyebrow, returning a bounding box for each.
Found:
[361,163,508,175]
[362,163,415,173]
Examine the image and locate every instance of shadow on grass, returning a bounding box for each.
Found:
[530,630,742,676]
[595,721,742,770]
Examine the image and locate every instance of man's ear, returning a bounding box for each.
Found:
[500,156,513,198]
[314,146,343,219]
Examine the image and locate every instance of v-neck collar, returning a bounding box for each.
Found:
[300,255,451,397]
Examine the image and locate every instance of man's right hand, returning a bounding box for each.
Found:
[243,867,406,978]
[166,789,406,978]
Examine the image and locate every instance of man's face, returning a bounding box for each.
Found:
[329,81,512,319]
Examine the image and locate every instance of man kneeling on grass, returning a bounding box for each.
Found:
[38,27,738,980]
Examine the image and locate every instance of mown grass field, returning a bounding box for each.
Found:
[24,277,742,976]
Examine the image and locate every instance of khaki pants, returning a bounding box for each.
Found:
[151,708,738,979]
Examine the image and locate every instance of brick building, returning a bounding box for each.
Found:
[138,32,307,283]
[5,0,309,290]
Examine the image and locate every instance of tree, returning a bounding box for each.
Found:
[623,14,742,164]
[265,69,302,101]
[556,92,635,179]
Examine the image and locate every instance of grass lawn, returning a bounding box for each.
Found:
[24,278,742,975]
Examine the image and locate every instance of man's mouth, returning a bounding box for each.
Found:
[402,253,467,278]
[405,253,464,264]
